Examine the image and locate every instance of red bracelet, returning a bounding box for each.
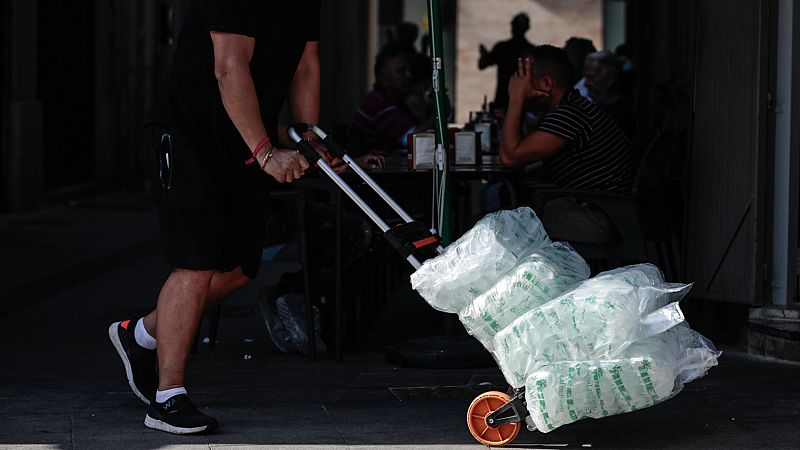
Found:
[245,135,271,165]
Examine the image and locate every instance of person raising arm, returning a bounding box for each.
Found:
[499,56,566,167]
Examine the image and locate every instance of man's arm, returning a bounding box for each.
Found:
[283,40,349,172]
[211,31,308,182]
[478,43,495,69]
[284,41,320,143]
[499,58,565,167]
[500,129,566,167]
[499,94,565,167]
[211,31,266,151]
[289,41,320,123]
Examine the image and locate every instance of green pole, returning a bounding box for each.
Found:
[426,0,453,244]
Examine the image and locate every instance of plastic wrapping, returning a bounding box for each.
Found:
[410,207,550,313]
[458,242,590,351]
[523,324,719,432]
[493,264,691,388]
[410,208,718,434]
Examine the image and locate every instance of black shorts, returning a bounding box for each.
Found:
[145,125,272,279]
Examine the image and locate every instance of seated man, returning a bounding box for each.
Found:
[583,51,638,138]
[562,36,596,97]
[500,45,633,244]
[352,45,434,156]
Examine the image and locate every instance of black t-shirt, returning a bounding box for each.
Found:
[146,0,320,181]
[485,37,535,108]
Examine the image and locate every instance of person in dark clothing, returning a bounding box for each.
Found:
[500,45,633,244]
[392,22,433,124]
[352,45,434,156]
[108,0,341,435]
[562,36,597,96]
[584,51,638,137]
[394,22,425,73]
[614,43,638,104]
[563,37,596,83]
[479,13,536,109]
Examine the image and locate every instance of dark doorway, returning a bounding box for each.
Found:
[0,2,9,209]
[38,0,96,191]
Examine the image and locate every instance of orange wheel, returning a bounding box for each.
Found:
[466,391,520,447]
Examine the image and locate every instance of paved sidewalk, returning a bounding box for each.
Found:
[0,192,158,315]
[1,192,799,449]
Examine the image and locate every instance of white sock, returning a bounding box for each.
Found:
[155,386,187,404]
[134,318,157,350]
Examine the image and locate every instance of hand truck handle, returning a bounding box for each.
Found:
[303,124,348,159]
[287,124,322,165]
[295,123,419,225]
[287,123,441,269]
[287,123,392,235]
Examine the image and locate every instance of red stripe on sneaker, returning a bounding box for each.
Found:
[121,320,131,329]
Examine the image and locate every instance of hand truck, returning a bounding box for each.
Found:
[289,124,533,447]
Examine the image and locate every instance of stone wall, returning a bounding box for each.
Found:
[456,0,603,123]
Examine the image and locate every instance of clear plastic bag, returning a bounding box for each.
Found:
[410,207,550,313]
[493,264,691,388]
[523,324,719,432]
[458,242,590,351]
[410,209,718,433]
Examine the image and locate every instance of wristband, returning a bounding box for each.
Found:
[245,135,272,165]
[260,146,274,170]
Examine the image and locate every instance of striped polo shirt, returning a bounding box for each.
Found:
[537,89,633,192]
[352,86,416,156]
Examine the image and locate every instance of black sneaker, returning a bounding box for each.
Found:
[108,320,157,405]
[144,394,219,434]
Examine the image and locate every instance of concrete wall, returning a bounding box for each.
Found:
[455,0,603,123]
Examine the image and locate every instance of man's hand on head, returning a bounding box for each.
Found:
[508,57,548,102]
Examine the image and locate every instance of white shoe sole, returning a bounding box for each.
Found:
[108,322,151,405]
[144,414,209,434]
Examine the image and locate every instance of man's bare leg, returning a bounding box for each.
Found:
[136,267,223,434]
[152,268,215,390]
[141,266,250,342]
[204,266,252,310]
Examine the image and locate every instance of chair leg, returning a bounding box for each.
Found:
[663,237,679,281]
[208,305,221,349]
[377,242,386,308]
[298,200,316,361]
[669,233,683,279]
[192,318,200,354]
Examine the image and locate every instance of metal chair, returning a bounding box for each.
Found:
[525,129,670,272]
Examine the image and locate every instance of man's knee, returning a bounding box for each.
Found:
[230,267,252,289]
[171,268,216,290]
[226,276,250,292]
